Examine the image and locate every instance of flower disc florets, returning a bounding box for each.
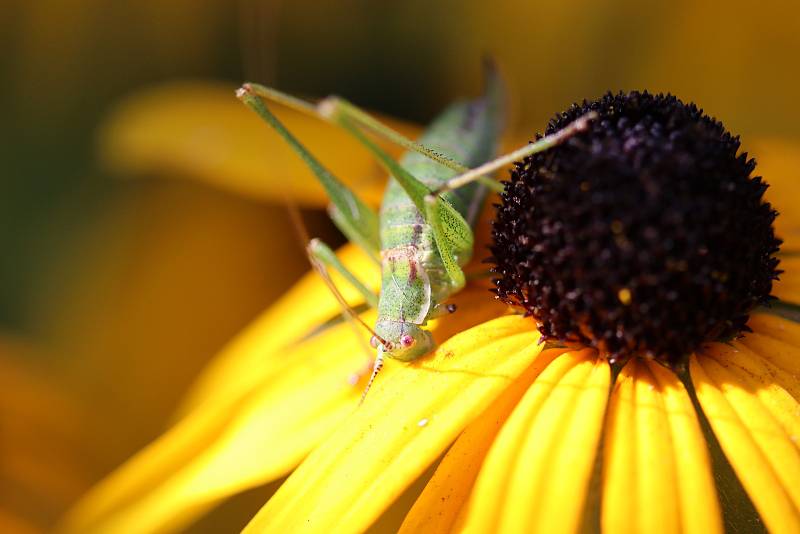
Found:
[490,91,781,365]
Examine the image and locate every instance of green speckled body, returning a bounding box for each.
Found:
[374,99,501,360]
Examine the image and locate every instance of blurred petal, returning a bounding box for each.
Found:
[33,180,314,466]
[603,359,721,534]
[460,349,610,534]
[244,315,544,534]
[0,340,90,531]
[751,139,800,252]
[99,82,420,207]
[398,348,567,534]
[178,242,377,413]
[690,348,800,533]
[60,316,369,534]
[774,257,800,303]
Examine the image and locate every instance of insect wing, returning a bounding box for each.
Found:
[377,249,432,325]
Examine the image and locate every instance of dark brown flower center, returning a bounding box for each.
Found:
[489,91,781,366]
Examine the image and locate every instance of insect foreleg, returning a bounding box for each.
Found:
[308,238,378,309]
[427,111,599,198]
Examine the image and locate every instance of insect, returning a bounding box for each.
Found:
[236,66,595,400]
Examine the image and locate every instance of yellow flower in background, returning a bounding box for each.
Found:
[60,83,800,534]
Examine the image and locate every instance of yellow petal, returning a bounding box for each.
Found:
[774,257,800,304]
[62,286,509,534]
[99,82,420,207]
[60,315,369,534]
[398,348,567,534]
[460,349,610,534]
[742,313,800,400]
[244,315,544,534]
[737,330,800,381]
[178,242,377,413]
[602,359,721,534]
[690,350,800,533]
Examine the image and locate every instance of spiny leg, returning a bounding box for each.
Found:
[239,82,503,291]
[241,85,594,296]
[236,90,387,386]
[285,198,381,366]
[418,112,599,289]
[427,111,598,198]
[241,83,504,193]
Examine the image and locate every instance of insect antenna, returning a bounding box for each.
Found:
[359,345,385,405]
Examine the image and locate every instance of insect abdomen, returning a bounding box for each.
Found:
[376,91,502,330]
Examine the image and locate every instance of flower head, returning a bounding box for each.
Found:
[62,86,800,534]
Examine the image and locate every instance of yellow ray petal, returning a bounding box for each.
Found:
[704,342,800,441]
[398,348,567,534]
[737,330,800,380]
[244,315,544,534]
[178,242,377,413]
[60,316,368,534]
[690,352,800,533]
[460,349,610,534]
[602,359,721,534]
[748,312,800,348]
[62,286,508,534]
[99,82,420,207]
[745,314,800,400]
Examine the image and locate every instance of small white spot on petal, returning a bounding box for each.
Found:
[418,418,429,427]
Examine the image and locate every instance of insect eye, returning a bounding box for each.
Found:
[399,334,415,348]
[369,336,379,349]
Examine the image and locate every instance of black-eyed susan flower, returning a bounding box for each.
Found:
[62,89,800,534]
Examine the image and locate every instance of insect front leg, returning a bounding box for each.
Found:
[307,238,378,309]
[419,112,601,288]
[304,238,386,388]
[426,111,599,198]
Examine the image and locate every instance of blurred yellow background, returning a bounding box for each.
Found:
[2,0,799,532]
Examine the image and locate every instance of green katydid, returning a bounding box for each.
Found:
[236,68,596,400]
